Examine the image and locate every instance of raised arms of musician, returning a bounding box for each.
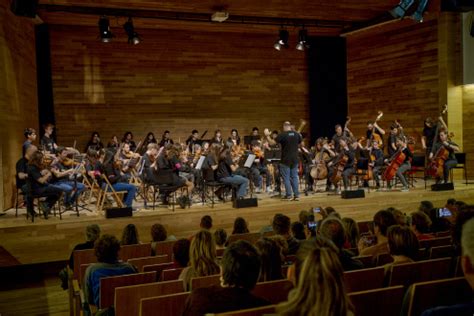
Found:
[374,122,385,135]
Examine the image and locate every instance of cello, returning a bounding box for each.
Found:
[427,105,449,178]
[310,139,329,180]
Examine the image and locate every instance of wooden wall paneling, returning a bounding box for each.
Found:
[462,86,474,179]
[0,0,38,211]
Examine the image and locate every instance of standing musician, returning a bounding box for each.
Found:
[23,128,37,157]
[332,124,350,152]
[264,121,302,201]
[41,123,58,154]
[369,140,385,189]
[385,137,412,192]
[339,138,356,191]
[299,139,313,192]
[159,130,174,147]
[142,132,157,150]
[366,121,385,148]
[216,146,249,199]
[429,130,459,184]
[251,127,260,138]
[122,132,137,152]
[228,129,241,146]
[211,130,224,146]
[387,124,399,157]
[26,151,63,218]
[85,132,104,152]
[186,130,200,152]
[421,117,437,156]
[50,147,86,209]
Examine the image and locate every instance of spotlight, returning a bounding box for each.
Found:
[123,17,141,45]
[98,16,113,43]
[274,29,289,51]
[296,29,309,51]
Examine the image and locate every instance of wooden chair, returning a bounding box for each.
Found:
[227,232,261,245]
[80,263,92,287]
[154,240,176,259]
[251,279,294,304]
[190,274,220,290]
[73,249,97,282]
[429,245,454,259]
[388,257,452,288]
[139,292,190,316]
[374,252,393,266]
[208,305,276,316]
[350,286,404,316]
[162,268,185,281]
[96,174,127,213]
[99,271,156,309]
[353,255,373,268]
[405,277,472,316]
[419,237,451,249]
[344,267,385,293]
[128,255,169,272]
[143,262,175,280]
[114,280,185,316]
[435,230,451,238]
[120,243,153,262]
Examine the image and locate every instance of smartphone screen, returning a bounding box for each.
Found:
[313,207,321,214]
[438,208,452,218]
[307,221,317,230]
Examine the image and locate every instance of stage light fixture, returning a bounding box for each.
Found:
[274,29,289,51]
[296,29,309,51]
[389,0,429,22]
[123,17,141,45]
[98,16,114,43]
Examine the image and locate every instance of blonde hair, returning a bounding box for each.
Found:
[276,246,353,316]
[190,230,220,277]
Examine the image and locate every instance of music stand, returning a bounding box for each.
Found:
[195,156,206,170]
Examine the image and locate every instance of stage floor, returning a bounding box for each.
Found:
[1,181,473,265]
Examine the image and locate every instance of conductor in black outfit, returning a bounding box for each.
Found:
[265,121,302,201]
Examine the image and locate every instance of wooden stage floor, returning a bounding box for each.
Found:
[1,181,473,265]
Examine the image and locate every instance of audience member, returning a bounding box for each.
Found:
[232,217,249,234]
[214,228,228,249]
[428,208,452,233]
[320,217,363,271]
[410,211,434,240]
[358,210,397,257]
[121,224,140,245]
[421,218,474,315]
[179,230,220,290]
[298,210,311,224]
[182,240,269,315]
[255,237,284,282]
[452,205,474,256]
[270,235,289,262]
[172,238,191,268]
[342,217,360,249]
[388,207,407,226]
[384,225,419,279]
[291,222,306,241]
[272,214,300,255]
[277,239,354,316]
[83,235,136,307]
[200,215,213,230]
[150,223,176,254]
[419,200,434,216]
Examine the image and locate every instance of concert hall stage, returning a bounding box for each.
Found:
[1,181,473,266]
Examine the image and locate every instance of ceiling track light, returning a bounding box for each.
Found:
[274,29,289,51]
[123,17,141,45]
[296,29,309,51]
[98,16,114,43]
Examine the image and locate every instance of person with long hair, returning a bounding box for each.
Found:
[232,217,249,235]
[342,217,360,249]
[179,230,220,291]
[216,147,249,199]
[277,241,354,316]
[121,224,140,245]
[228,129,241,146]
[84,131,103,152]
[255,237,283,282]
[122,131,137,151]
[384,225,419,279]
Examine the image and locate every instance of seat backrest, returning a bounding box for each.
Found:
[114,280,184,316]
[162,268,185,281]
[411,155,425,167]
[352,255,373,268]
[140,292,190,316]
[407,277,472,316]
[375,253,393,266]
[389,257,452,288]
[80,263,92,287]
[349,286,405,316]
[429,245,454,260]
[251,279,294,304]
[454,152,466,164]
[120,243,152,262]
[99,271,156,309]
[143,262,175,280]
[154,240,176,259]
[128,255,169,272]
[190,274,220,290]
[202,168,217,182]
[209,305,276,316]
[73,249,97,280]
[344,267,385,293]
[227,232,261,245]
[419,237,451,249]
[357,221,372,235]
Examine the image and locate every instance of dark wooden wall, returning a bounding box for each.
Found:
[463,86,474,178]
[0,0,38,211]
[49,25,310,149]
[346,19,439,152]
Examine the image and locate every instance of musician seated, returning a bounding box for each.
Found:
[337,138,355,191]
[249,143,272,193]
[384,137,412,192]
[122,131,137,152]
[26,151,63,219]
[429,130,459,184]
[50,147,86,209]
[84,131,104,152]
[370,140,385,189]
[216,148,249,199]
[119,143,140,181]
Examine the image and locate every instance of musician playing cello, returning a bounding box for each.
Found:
[385,137,412,192]
[429,130,459,184]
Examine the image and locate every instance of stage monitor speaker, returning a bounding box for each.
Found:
[105,207,133,218]
[341,189,365,199]
[233,198,258,209]
[10,0,39,18]
[431,183,454,191]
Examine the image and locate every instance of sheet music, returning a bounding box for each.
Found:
[244,154,256,168]
[195,156,206,170]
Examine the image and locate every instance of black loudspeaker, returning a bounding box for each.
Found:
[431,183,454,191]
[10,0,39,18]
[105,207,133,218]
[341,189,365,199]
[233,198,258,209]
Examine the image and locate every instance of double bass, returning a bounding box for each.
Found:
[330,117,351,184]
[369,111,384,146]
[427,105,449,178]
